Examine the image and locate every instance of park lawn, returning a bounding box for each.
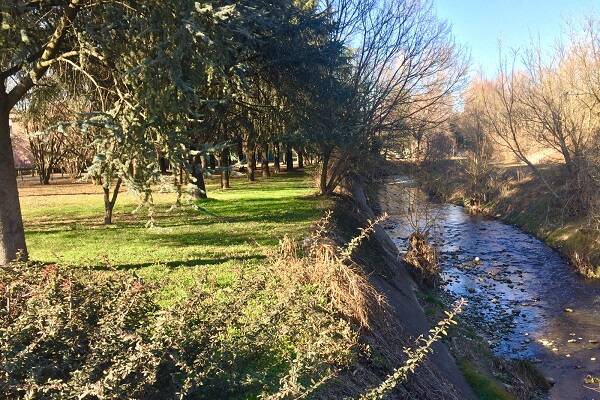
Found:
[19,171,326,306]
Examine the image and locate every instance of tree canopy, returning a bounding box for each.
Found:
[0,0,465,263]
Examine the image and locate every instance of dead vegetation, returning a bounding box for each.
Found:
[396,187,442,286]
[404,233,440,287]
[273,210,389,329]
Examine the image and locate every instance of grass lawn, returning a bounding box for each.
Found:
[19,171,326,306]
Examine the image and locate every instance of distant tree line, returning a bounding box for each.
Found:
[451,18,600,221]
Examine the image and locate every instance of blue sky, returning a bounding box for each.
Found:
[434,0,598,77]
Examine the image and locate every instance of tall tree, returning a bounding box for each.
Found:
[1,0,82,263]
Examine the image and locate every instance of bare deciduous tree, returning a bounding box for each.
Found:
[480,51,560,199]
[315,0,468,194]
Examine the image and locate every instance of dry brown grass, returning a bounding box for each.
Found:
[404,232,440,287]
[272,211,388,329]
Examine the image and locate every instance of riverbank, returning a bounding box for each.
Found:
[412,159,600,279]
[324,179,478,399]
[377,169,600,399]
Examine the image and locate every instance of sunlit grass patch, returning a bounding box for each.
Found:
[19,172,326,305]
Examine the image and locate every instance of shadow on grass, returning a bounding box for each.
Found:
[113,254,267,271]
[148,229,281,248]
[26,196,318,235]
[21,191,102,197]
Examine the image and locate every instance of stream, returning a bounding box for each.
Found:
[381,177,600,400]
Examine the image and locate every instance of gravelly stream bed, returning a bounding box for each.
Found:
[381,177,600,400]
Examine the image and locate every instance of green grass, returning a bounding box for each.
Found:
[20,172,325,305]
[459,361,513,400]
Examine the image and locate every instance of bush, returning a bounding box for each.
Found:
[0,255,357,399]
[403,232,440,287]
[461,153,498,210]
[424,133,455,163]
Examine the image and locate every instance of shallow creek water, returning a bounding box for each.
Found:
[381,177,600,400]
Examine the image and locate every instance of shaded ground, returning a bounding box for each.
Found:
[490,166,600,276]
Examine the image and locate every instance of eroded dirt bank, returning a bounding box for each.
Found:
[326,180,477,399]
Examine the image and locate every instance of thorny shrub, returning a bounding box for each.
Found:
[0,256,356,399]
[360,298,466,400]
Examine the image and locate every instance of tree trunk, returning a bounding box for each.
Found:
[103,189,113,225]
[297,147,304,169]
[236,137,244,163]
[319,150,330,195]
[415,137,422,161]
[273,143,281,173]
[0,0,82,262]
[103,177,122,225]
[261,144,270,178]
[30,141,52,185]
[245,144,256,181]
[41,168,52,185]
[220,150,230,189]
[0,106,28,264]
[285,147,294,171]
[209,154,217,170]
[159,156,168,174]
[191,154,207,199]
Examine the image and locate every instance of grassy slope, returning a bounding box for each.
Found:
[491,175,600,274]
[19,172,325,305]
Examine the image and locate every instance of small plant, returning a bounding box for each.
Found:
[572,252,600,279]
[461,153,497,213]
[585,375,600,394]
[399,188,441,287]
[359,298,466,400]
